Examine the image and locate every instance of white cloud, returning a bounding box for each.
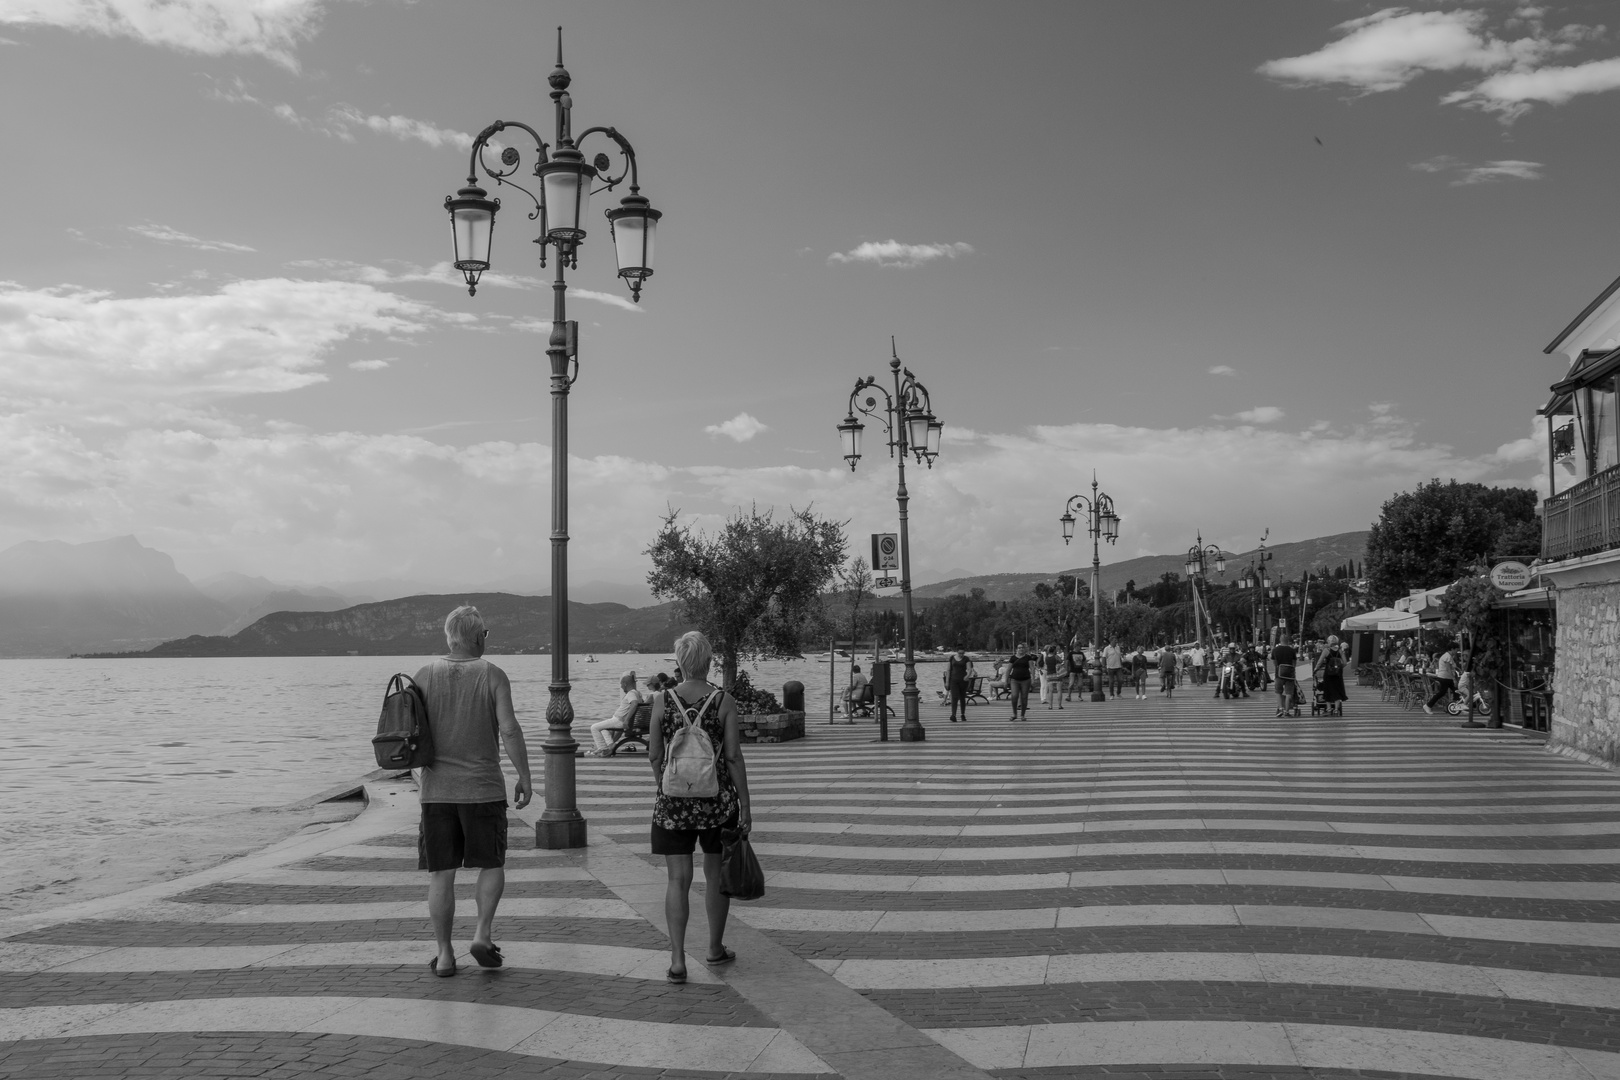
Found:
[1258,9,1533,93]
[704,413,768,443]
[347,358,390,371]
[0,277,433,420]
[828,240,974,268]
[128,222,256,254]
[1445,55,1620,118]
[568,288,642,313]
[0,34,20,44]
[1410,155,1544,184]
[1207,365,1237,377]
[326,104,474,151]
[0,0,329,68]
[1224,406,1285,424]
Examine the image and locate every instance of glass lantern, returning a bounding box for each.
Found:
[444,183,500,295]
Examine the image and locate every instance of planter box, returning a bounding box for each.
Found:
[740,709,805,743]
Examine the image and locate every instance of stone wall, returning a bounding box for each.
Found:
[1551,578,1620,767]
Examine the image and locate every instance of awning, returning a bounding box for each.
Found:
[1395,585,1452,613]
[1377,612,1421,632]
[1493,586,1554,610]
[1340,607,1401,632]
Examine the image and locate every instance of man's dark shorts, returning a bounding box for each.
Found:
[419,801,509,872]
[650,811,739,857]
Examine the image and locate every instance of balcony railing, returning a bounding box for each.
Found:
[1544,463,1620,560]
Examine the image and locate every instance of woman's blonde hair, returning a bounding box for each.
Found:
[673,631,713,681]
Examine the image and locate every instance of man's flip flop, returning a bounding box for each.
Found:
[429,957,456,978]
[704,947,737,967]
[470,942,503,969]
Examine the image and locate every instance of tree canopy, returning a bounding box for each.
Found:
[1365,480,1541,603]
[645,505,846,690]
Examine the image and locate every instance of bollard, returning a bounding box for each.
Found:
[782,680,805,712]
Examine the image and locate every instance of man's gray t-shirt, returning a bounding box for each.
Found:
[413,657,506,804]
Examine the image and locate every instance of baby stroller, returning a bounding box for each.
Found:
[1309,673,1329,716]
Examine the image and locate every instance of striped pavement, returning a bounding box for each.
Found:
[3,683,1620,1078]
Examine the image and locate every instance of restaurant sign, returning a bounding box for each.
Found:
[1489,561,1531,592]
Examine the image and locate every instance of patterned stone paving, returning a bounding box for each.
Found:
[4,685,1620,1079]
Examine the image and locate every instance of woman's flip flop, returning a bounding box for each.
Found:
[429,957,456,978]
[666,967,687,984]
[470,942,503,969]
[704,947,737,967]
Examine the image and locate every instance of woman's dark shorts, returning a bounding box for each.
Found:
[650,811,740,857]
[419,800,509,872]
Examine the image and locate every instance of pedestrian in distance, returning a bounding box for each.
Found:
[413,605,533,978]
[1130,645,1148,699]
[648,630,752,984]
[1006,644,1033,720]
[945,646,973,722]
[1104,641,1124,697]
[1315,634,1348,716]
[1423,642,1459,715]
[1272,631,1300,717]
[1158,646,1178,698]
[1042,645,1063,709]
[1191,643,1206,686]
[1065,640,1084,701]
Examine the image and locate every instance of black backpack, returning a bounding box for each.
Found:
[372,673,434,769]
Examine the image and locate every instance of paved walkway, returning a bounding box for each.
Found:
[4,684,1619,1079]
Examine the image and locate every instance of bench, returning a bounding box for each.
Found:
[606,703,652,757]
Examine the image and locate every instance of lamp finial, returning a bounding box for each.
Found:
[549,26,571,90]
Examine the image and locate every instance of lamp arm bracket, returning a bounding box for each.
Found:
[469,120,550,220]
[575,125,639,194]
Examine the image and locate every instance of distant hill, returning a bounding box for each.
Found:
[196,571,359,635]
[911,531,1369,602]
[0,536,231,657]
[104,593,697,657]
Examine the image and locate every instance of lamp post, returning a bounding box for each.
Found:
[1234,529,1272,645]
[1184,532,1225,650]
[1059,474,1120,703]
[442,29,662,849]
[838,339,942,743]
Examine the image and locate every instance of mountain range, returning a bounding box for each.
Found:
[910,531,1368,602]
[1,532,1365,657]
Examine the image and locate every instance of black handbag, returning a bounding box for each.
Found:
[718,828,765,900]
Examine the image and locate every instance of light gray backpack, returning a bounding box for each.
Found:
[662,689,723,798]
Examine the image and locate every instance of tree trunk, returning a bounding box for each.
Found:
[721,649,739,693]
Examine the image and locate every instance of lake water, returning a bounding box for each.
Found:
[0,653,855,913]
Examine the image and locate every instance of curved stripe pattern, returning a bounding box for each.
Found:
[579,687,1620,1077]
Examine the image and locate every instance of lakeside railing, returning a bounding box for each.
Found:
[1543,463,1620,560]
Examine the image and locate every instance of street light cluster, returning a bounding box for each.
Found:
[439,30,661,849]
[836,340,943,742]
[1060,476,1120,703]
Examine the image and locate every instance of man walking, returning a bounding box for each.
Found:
[1191,643,1206,686]
[1103,641,1123,698]
[415,605,533,977]
[1423,643,1458,715]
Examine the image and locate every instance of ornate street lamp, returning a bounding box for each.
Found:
[1185,531,1226,650]
[1060,473,1119,703]
[838,338,942,742]
[441,29,662,849]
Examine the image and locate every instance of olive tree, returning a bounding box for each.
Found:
[646,505,846,691]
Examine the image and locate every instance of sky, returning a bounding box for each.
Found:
[1,0,1616,598]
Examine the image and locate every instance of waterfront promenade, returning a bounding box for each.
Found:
[4,687,1620,1078]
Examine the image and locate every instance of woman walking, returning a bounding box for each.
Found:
[647,631,752,984]
[1006,644,1033,720]
[1315,633,1348,716]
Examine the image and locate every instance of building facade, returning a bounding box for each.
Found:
[1539,275,1620,765]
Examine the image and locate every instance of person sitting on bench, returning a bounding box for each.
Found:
[843,665,870,716]
[590,670,645,754]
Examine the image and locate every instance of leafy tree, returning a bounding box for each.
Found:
[1108,599,1157,648]
[646,505,846,691]
[1365,480,1542,604]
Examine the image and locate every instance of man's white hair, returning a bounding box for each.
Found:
[444,605,486,650]
[620,670,638,692]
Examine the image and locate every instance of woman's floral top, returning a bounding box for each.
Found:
[653,686,738,831]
